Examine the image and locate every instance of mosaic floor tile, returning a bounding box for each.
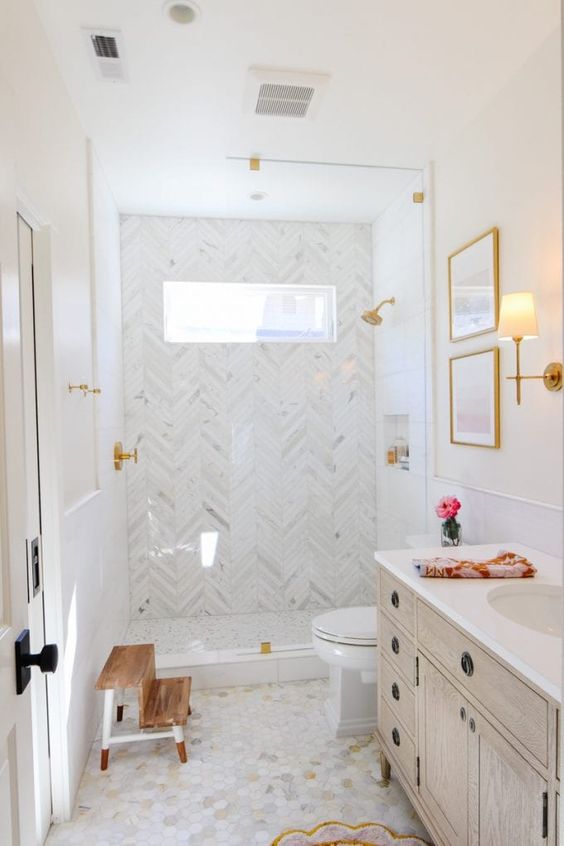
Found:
[125,609,328,654]
[47,679,429,845]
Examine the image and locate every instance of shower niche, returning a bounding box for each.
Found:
[384,414,410,471]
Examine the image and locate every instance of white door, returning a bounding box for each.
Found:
[17,215,53,842]
[0,202,55,845]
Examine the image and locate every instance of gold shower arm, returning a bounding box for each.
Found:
[373,297,396,312]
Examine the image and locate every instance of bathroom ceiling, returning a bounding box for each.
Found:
[33,0,559,220]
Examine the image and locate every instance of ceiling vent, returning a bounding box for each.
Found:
[245,67,330,120]
[82,27,128,83]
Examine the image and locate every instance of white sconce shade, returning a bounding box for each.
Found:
[498,292,539,340]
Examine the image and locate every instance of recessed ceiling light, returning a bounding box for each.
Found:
[249,191,268,201]
[162,0,201,25]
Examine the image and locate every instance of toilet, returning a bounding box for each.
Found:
[312,606,378,737]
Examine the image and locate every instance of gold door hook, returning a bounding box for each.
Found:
[68,383,90,396]
[114,442,138,471]
[68,383,102,396]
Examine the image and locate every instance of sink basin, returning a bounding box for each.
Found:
[487,584,562,637]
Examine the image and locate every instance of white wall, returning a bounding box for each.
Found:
[372,174,430,548]
[0,0,128,821]
[430,29,562,553]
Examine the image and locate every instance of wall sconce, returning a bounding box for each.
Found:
[497,291,562,405]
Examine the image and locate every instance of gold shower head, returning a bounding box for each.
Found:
[361,297,396,325]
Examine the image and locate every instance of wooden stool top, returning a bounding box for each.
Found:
[95,644,155,690]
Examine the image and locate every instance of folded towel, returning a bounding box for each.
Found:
[413,549,537,579]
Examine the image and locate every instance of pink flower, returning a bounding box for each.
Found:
[435,495,461,520]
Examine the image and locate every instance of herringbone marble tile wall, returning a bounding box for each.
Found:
[121,216,377,619]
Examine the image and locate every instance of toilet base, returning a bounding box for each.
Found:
[323,665,378,737]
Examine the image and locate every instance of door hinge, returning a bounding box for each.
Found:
[415,656,419,686]
[542,791,548,838]
[416,756,420,787]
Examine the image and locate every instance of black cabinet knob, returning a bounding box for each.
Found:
[391,590,399,609]
[460,707,466,722]
[391,682,400,701]
[391,636,400,655]
[392,727,400,747]
[461,651,474,677]
[469,718,476,733]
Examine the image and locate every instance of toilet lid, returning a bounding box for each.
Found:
[312,606,378,646]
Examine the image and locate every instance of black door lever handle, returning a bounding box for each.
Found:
[15,629,59,695]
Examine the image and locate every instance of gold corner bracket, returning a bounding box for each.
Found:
[114,441,138,471]
[412,192,424,204]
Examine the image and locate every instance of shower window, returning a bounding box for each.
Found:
[163,281,336,343]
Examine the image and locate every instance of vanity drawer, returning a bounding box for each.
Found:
[380,569,415,635]
[380,611,416,686]
[381,656,415,737]
[417,601,549,765]
[380,697,416,786]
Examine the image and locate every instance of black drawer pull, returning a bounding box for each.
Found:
[392,727,400,747]
[460,707,466,722]
[391,636,400,655]
[391,682,400,701]
[461,651,474,677]
[469,717,476,733]
[390,590,399,609]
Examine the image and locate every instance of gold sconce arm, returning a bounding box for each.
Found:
[505,338,562,405]
[114,442,138,471]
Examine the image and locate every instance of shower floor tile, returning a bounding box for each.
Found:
[46,679,429,846]
[125,609,328,654]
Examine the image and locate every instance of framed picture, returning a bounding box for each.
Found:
[450,348,500,448]
[449,227,499,341]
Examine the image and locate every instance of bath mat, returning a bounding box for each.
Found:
[271,820,430,846]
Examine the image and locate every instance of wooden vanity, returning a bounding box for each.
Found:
[375,543,561,845]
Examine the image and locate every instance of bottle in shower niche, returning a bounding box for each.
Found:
[393,436,408,463]
[386,442,397,465]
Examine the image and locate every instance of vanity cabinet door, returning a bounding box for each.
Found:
[418,654,469,846]
[468,707,549,845]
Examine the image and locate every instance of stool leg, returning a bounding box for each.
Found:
[116,688,124,722]
[101,689,114,771]
[173,724,187,763]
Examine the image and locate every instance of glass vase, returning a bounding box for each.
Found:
[441,519,462,547]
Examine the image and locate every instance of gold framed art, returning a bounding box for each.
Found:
[449,227,499,341]
[449,347,500,448]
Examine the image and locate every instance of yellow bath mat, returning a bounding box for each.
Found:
[270,820,431,846]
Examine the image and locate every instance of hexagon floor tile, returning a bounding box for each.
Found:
[46,679,429,845]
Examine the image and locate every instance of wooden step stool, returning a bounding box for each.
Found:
[95,643,191,770]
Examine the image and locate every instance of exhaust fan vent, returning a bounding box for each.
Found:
[91,34,119,59]
[256,83,314,118]
[245,67,329,120]
[83,27,128,83]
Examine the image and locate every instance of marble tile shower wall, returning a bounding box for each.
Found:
[121,216,377,619]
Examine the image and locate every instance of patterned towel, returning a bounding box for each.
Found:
[413,549,537,579]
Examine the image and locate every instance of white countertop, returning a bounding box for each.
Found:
[374,543,562,705]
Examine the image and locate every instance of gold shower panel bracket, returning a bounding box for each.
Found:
[114,441,138,471]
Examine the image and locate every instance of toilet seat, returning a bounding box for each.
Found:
[312,606,378,646]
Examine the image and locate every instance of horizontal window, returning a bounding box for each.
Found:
[163,281,336,343]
